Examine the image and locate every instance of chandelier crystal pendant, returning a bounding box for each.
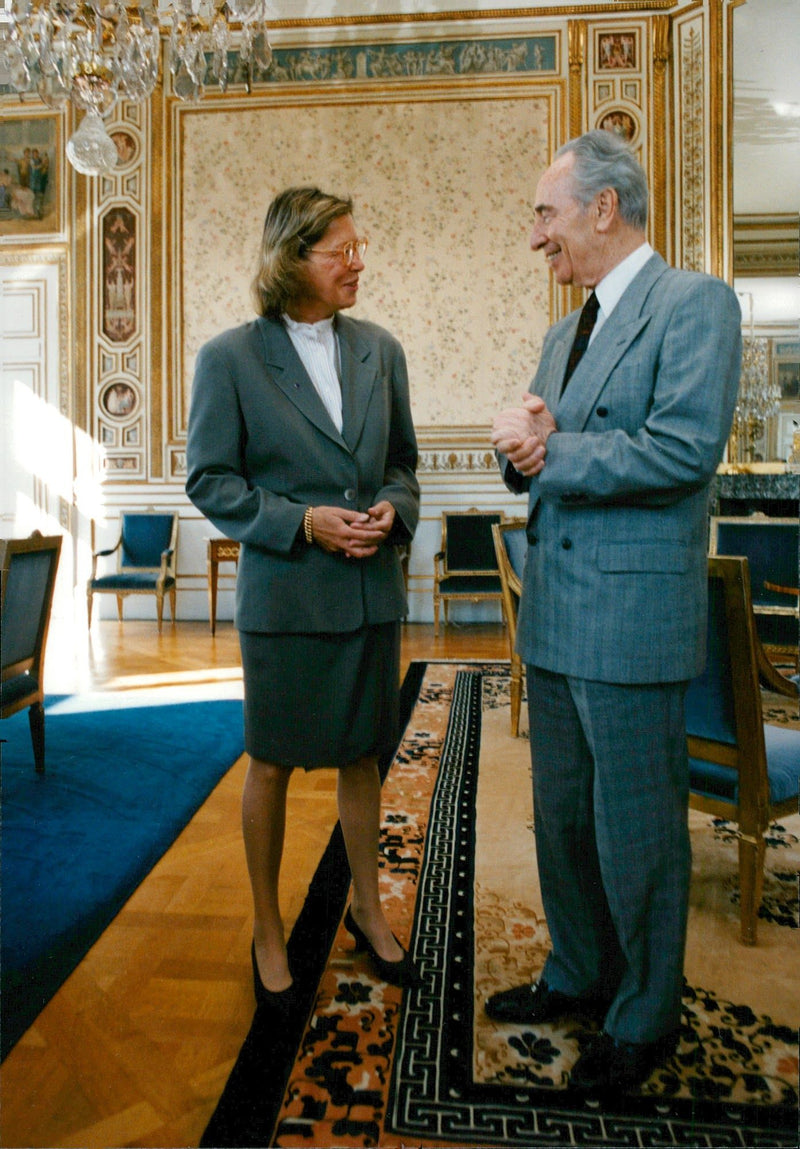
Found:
[0,0,274,175]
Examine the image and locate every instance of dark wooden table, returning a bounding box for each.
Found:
[206,538,240,634]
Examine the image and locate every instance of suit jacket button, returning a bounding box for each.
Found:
[561,538,572,550]
[596,406,608,418]
[344,488,356,501]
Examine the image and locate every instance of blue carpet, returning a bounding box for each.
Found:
[0,693,245,1059]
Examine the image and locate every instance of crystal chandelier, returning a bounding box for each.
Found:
[729,294,781,463]
[0,0,274,175]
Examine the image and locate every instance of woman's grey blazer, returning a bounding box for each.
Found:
[506,253,742,684]
[185,313,419,634]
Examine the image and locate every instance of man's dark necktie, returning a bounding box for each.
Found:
[562,291,600,391]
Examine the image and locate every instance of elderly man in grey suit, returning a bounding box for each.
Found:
[487,130,742,1093]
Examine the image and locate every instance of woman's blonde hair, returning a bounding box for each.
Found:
[251,186,354,318]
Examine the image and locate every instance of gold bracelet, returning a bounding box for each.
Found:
[303,505,314,545]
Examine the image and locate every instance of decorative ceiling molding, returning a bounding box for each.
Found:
[733,213,800,276]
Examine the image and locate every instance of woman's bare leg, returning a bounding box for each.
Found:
[242,756,294,991]
[337,754,403,962]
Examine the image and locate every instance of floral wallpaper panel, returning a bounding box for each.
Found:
[181,96,552,427]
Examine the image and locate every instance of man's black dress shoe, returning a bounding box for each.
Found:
[485,979,607,1026]
[569,1029,679,1093]
[251,941,297,1015]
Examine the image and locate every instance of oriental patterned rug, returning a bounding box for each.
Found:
[203,662,799,1149]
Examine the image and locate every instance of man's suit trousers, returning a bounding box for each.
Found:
[527,665,691,1044]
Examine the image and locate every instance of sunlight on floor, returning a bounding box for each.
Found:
[104,666,243,690]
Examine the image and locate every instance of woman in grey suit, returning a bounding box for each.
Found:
[186,187,420,1009]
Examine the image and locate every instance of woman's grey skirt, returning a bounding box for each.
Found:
[238,621,401,769]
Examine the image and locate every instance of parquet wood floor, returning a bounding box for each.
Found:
[0,618,507,1149]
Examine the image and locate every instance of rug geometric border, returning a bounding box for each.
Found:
[385,668,799,1148]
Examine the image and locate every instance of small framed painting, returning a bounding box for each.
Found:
[776,359,800,402]
[0,113,63,241]
[596,31,638,71]
[598,109,638,143]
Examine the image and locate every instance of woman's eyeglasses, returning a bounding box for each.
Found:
[307,237,368,267]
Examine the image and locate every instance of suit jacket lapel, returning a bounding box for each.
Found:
[336,316,376,452]
[556,253,668,430]
[256,316,348,448]
[541,326,575,409]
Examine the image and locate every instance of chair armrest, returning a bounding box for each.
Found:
[764,580,799,599]
[756,641,798,697]
[506,570,522,598]
[159,547,176,579]
[90,537,121,579]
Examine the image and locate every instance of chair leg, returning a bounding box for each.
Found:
[116,594,124,621]
[87,589,93,628]
[169,586,177,623]
[29,701,45,774]
[738,832,764,946]
[433,596,440,638]
[157,591,164,632]
[510,663,522,737]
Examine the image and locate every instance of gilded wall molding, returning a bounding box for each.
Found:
[262,4,678,30]
[77,99,156,481]
[565,13,666,299]
[582,16,662,257]
[651,15,670,260]
[708,0,733,280]
[671,0,735,278]
[674,11,706,271]
[567,19,587,140]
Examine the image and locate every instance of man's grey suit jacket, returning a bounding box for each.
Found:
[507,253,742,684]
[186,313,419,635]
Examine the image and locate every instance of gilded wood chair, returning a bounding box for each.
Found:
[709,514,799,672]
[1,531,63,774]
[433,509,504,637]
[87,512,178,631]
[492,518,528,736]
[685,555,800,945]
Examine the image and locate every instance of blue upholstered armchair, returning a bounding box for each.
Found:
[433,509,505,636]
[685,554,800,946]
[709,515,799,672]
[1,532,63,774]
[87,512,178,630]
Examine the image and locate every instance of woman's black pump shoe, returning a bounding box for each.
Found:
[344,907,421,989]
[251,942,297,1014]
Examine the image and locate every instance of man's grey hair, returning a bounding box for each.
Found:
[556,130,649,230]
